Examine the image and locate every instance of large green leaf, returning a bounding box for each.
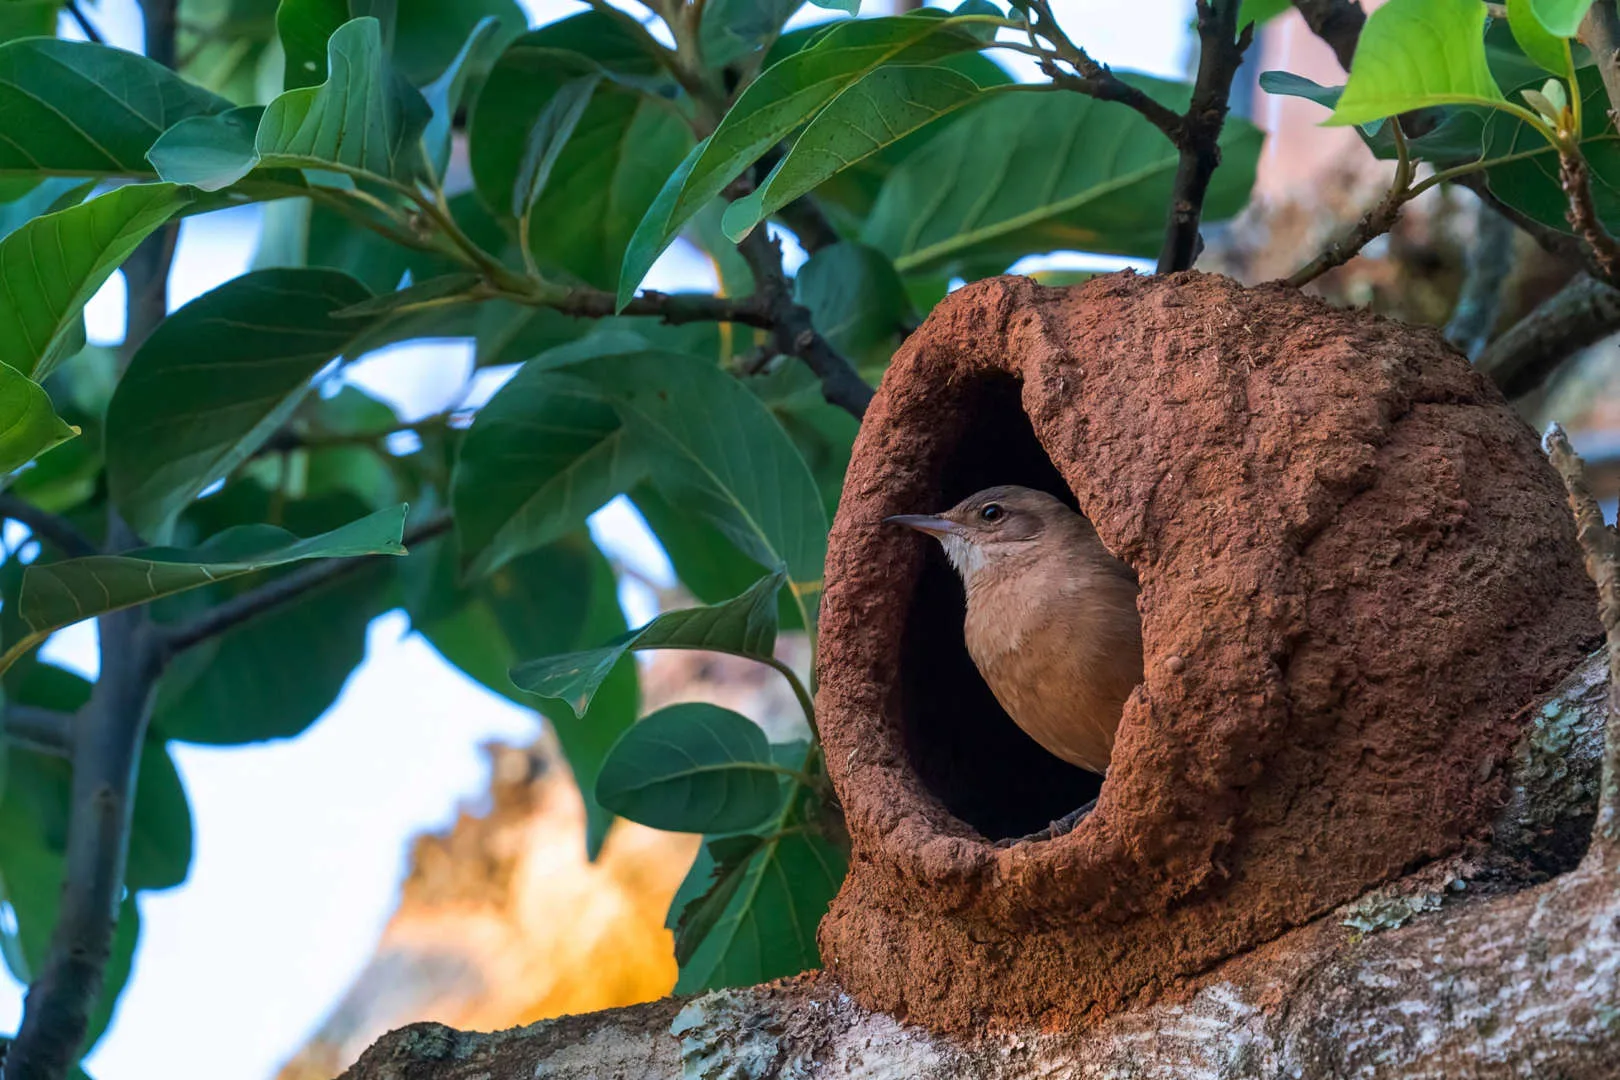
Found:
[510,569,784,716]
[0,0,58,44]
[0,38,232,177]
[0,178,93,241]
[1529,0,1596,37]
[151,16,431,190]
[700,0,804,68]
[0,363,78,475]
[792,241,912,374]
[673,810,846,992]
[1481,64,1616,234]
[510,74,600,220]
[1326,0,1505,126]
[452,352,649,579]
[721,64,987,241]
[105,268,374,542]
[1509,0,1571,75]
[469,17,693,291]
[0,183,190,382]
[2,505,407,675]
[862,82,1262,273]
[596,703,785,834]
[393,0,526,86]
[618,12,992,304]
[562,352,828,604]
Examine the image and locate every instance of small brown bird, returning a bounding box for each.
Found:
[887,486,1143,837]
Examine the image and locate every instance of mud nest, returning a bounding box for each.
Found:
[814,272,1599,1031]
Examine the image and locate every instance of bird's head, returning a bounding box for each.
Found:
[885,485,1075,583]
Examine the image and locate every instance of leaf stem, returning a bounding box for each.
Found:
[765,657,819,746]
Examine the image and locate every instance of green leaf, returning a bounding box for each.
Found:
[511,569,785,716]
[0,178,93,242]
[562,352,829,600]
[619,13,993,302]
[617,136,709,310]
[1326,0,1505,126]
[4,505,407,674]
[156,17,431,190]
[0,183,190,382]
[1529,0,1596,37]
[0,0,59,44]
[0,363,78,476]
[392,0,526,86]
[1480,63,1616,232]
[669,833,761,962]
[596,702,784,834]
[144,106,264,193]
[332,271,477,317]
[673,812,846,992]
[278,0,353,89]
[470,20,693,291]
[1510,0,1573,75]
[421,15,505,180]
[793,241,913,374]
[1258,69,1343,110]
[1237,0,1291,29]
[511,74,601,219]
[452,349,650,578]
[811,0,859,13]
[863,79,1262,273]
[699,0,804,68]
[126,738,193,891]
[721,64,985,242]
[105,268,374,543]
[0,38,232,178]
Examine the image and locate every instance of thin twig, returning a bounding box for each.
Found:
[1286,122,1416,286]
[1476,273,1620,397]
[64,1,104,44]
[1560,151,1620,281]
[736,229,873,420]
[1157,1,1254,273]
[0,496,97,558]
[157,512,453,658]
[1,705,74,758]
[1443,203,1517,360]
[1542,423,1620,846]
[545,287,774,327]
[1020,0,1186,145]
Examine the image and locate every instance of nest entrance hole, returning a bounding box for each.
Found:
[898,375,1105,841]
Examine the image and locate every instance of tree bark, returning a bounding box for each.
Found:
[339,649,1619,1080]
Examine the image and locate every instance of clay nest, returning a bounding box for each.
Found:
[814,272,1599,1030]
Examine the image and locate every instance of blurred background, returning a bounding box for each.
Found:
[6,0,1610,1077]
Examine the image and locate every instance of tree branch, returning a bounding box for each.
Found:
[1,706,73,758]
[157,512,454,658]
[1475,273,1620,397]
[544,288,774,328]
[4,611,160,1080]
[1443,204,1516,360]
[1579,1,1620,133]
[1542,424,1620,847]
[1019,0,1186,145]
[64,1,104,45]
[1561,151,1620,282]
[1285,124,1415,286]
[1158,1,1254,273]
[0,496,97,559]
[736,230,873,420]
[1290,0,1366,71]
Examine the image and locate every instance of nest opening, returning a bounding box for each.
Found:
[897,374,1106,841]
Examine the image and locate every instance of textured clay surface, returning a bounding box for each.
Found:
[814,272,1600,1031]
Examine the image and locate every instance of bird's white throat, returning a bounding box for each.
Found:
[939,533,986,581]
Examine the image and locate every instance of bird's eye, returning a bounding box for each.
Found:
[980,503,1004,523]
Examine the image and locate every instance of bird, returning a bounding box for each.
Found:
[886,485,1143,843]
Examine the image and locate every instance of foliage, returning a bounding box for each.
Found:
[0,0,1282,1072]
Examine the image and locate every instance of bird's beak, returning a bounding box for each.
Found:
[884,514,959,538]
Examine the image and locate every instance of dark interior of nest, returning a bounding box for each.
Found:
[897,374,1109,841]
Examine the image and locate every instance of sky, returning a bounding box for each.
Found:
[0,2,1192,1077]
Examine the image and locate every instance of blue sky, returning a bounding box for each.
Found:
[0,2,1190,1077]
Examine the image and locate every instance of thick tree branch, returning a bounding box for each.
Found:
[736,230,873,420]
[157,512,454,658]
[1,706,73,758]
[1443,204,1516,360]
[1579,1,1620,133]
[1158,2,1253,273]
[5,611,160,1080]
[1475,273,1620,397]
[1290,0,1365,71]
[1543,425,1620,846]
[0,496,97,559]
